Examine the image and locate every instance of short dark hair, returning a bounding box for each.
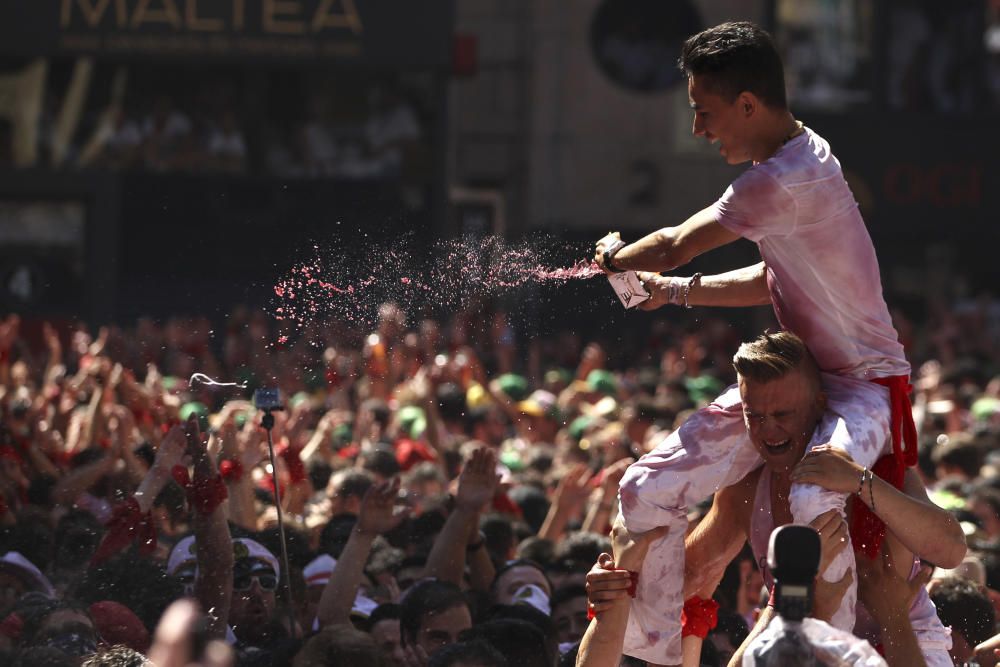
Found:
[427,639,507,667]
[459,619,551,667]
[329,469,375,500]
[930,576,995,647]
[399,580,468,646]
[679,21,787,109]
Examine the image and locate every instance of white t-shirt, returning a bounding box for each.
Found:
[712,127,909,380]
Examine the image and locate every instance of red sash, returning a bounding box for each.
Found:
[850,375,917,559]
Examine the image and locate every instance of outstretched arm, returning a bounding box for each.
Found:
[594,206,740,274]
[791,446,967,568]
[638,262,771,310]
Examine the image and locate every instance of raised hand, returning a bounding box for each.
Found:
[553,463,595,513]
[154,424,189,474]
[357,477,409,536]
[455,447,500,512]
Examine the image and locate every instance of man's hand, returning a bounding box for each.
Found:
[357,477,409,537]
[455,447,500,513]
[810,509,852,622]
[600,458,633,501]
[811,509,849,574]
[154,425,190,473]
[635,272,671,311]
[791,445,863,494]
[585,553,634,615]
[594,231,624,274]
[553,463,594,513]
[610,514,670,572]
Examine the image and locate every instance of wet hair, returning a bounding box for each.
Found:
[679,21,787,109]
[81,644,150,667]
[732,331,818,388]
[399,579,468,647]
[427,638,508,667]
[929,576,995,647]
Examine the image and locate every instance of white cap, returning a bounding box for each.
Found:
[167,536,197,576]
[512,583,550,616]
[0,551,54,597]
[303,554,338,587]
[167,536,281,578]
[232,538,280,576]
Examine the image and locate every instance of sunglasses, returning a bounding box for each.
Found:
[234,569,279,591]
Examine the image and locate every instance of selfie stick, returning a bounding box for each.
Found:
[259,401,297,630]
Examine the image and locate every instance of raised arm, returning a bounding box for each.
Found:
[315,477,407,627]
[186,416,233,640]
[423,447,499,585]
[791,446,967,568]
[594,206,740,274]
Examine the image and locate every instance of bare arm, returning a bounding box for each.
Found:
[639,262,772,310]
[595,206,741,273]
[423,447,499,585]
[791,447,967,568]
[187,417,233,640]
[577,520,671,667]
[683,474,755,600]
[316,478,407,627]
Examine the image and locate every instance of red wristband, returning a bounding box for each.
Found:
[615,568,639,597]
[681,596,719,639]
[187,474,228,516]
[219,459,244,482]
[91,497,157,565]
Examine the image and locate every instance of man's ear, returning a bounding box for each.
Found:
[738,92,757,118]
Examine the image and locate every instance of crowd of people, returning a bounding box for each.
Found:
[0,290,995,666]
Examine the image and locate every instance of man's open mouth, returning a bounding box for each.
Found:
[765,439,792,455]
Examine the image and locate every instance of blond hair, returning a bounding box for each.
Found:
[732,331,818,385]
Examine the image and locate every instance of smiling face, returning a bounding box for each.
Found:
[738,367,824,474]
[688,74,755,165]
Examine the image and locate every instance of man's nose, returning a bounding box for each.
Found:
[692,114,704,137]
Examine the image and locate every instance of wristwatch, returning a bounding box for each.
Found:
[466,531,486,552]
[603,239,626,273]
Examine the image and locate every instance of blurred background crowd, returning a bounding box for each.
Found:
[0,291,998,665]
[0,0,997,665]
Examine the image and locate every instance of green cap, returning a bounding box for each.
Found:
[568,415,593,441]
[685,375,723,404]
[972,397,1000,422]
[180,401,210,432]
[586,369,618,396]
[497,373,531,402]
[397,405,427,439]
